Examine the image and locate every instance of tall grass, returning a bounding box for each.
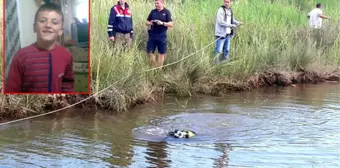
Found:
[1,0,340,116]
[91,0,339,98]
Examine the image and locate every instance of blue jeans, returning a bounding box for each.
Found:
[214,35,231,64]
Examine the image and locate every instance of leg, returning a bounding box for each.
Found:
[157,38,167,69]
[214,37,226,64]
[313,29,322,48]
[222,35,231,62]
[147,38,157,66]
[114,33,124,50]
[124,33,132,49]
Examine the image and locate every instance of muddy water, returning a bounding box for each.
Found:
[0,83,339,168]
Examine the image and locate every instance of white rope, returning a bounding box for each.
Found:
[0,36,224,127]
[0,77,126,126]
[145,36,223,71]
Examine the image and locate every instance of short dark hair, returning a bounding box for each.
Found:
[316,3,321,8]
[34,3,64,24]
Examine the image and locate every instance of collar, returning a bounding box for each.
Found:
[221,5,231,9]
[156,7,165,12]
[33,42,59,52]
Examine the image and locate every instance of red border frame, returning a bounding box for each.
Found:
[2,0,91,95]
[2,0,4,94]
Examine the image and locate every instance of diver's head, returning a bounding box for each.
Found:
[168,129,196,138]
[168,131,175,136]
[168,129,179,137]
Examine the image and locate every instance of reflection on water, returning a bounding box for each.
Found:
[0,83,339,168]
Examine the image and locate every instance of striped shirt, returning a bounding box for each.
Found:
[5,43,74,93]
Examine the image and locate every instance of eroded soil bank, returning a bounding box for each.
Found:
[0,69,339,121]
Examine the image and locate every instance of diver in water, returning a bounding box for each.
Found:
[168,129,197,139]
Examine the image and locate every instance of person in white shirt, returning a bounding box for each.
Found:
[307,3,331,29]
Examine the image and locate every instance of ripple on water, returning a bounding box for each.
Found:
[1,84,340,168]
[132,112,263,143]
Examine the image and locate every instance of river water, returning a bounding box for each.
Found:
[0,83,339,168]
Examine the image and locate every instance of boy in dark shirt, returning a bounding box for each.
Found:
[146,0,173,69]
[5,3,74,93]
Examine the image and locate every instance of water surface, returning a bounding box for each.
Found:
[0,83,339,168]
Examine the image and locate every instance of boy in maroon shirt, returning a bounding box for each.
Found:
[5,3,74,93]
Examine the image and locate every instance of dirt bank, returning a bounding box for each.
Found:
[196,69,340,96]
[0,69,339,121]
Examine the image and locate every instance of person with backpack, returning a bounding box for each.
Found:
[214,0,243,64]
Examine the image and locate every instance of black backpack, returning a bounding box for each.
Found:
[221,6,235,36]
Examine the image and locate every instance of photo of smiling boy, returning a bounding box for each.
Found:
[5,3,74,93]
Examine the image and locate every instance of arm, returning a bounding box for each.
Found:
[146,11,153,26]
[232,17,242,25]
[130,31,133,39]
[318,10,330,19]
[163,10,173,27]
[154,10,173,27]
[108,7,116,38]
[307,12,311,19]
[61,56,74,92]
[163,21,173,27]
[146,21,153,26]
[320,14,330,19]
[130,15,134,39]
[216,8,235,27]
[5,54,23,92]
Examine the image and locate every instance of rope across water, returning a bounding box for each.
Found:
[0,35,225,127]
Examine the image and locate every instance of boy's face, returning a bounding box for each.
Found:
[34,10,63,43]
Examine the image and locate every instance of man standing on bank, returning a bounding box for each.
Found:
[146,0,173,69]
[214,0,242,64]
[107,0,134,49]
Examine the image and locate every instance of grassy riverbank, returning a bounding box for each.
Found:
[1,0,340,119]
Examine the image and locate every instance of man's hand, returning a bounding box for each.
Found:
[109,36,115,41]
[238,21,243,25]
[230,24,237,28]
[147,20,153,26]
[156,20,165,26]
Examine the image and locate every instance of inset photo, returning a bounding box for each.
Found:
[3,0,90,94]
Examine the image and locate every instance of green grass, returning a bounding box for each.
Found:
[74,73,88,92]
[90,0,340,100]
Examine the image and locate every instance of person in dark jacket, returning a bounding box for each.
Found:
[107,0,133,49]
